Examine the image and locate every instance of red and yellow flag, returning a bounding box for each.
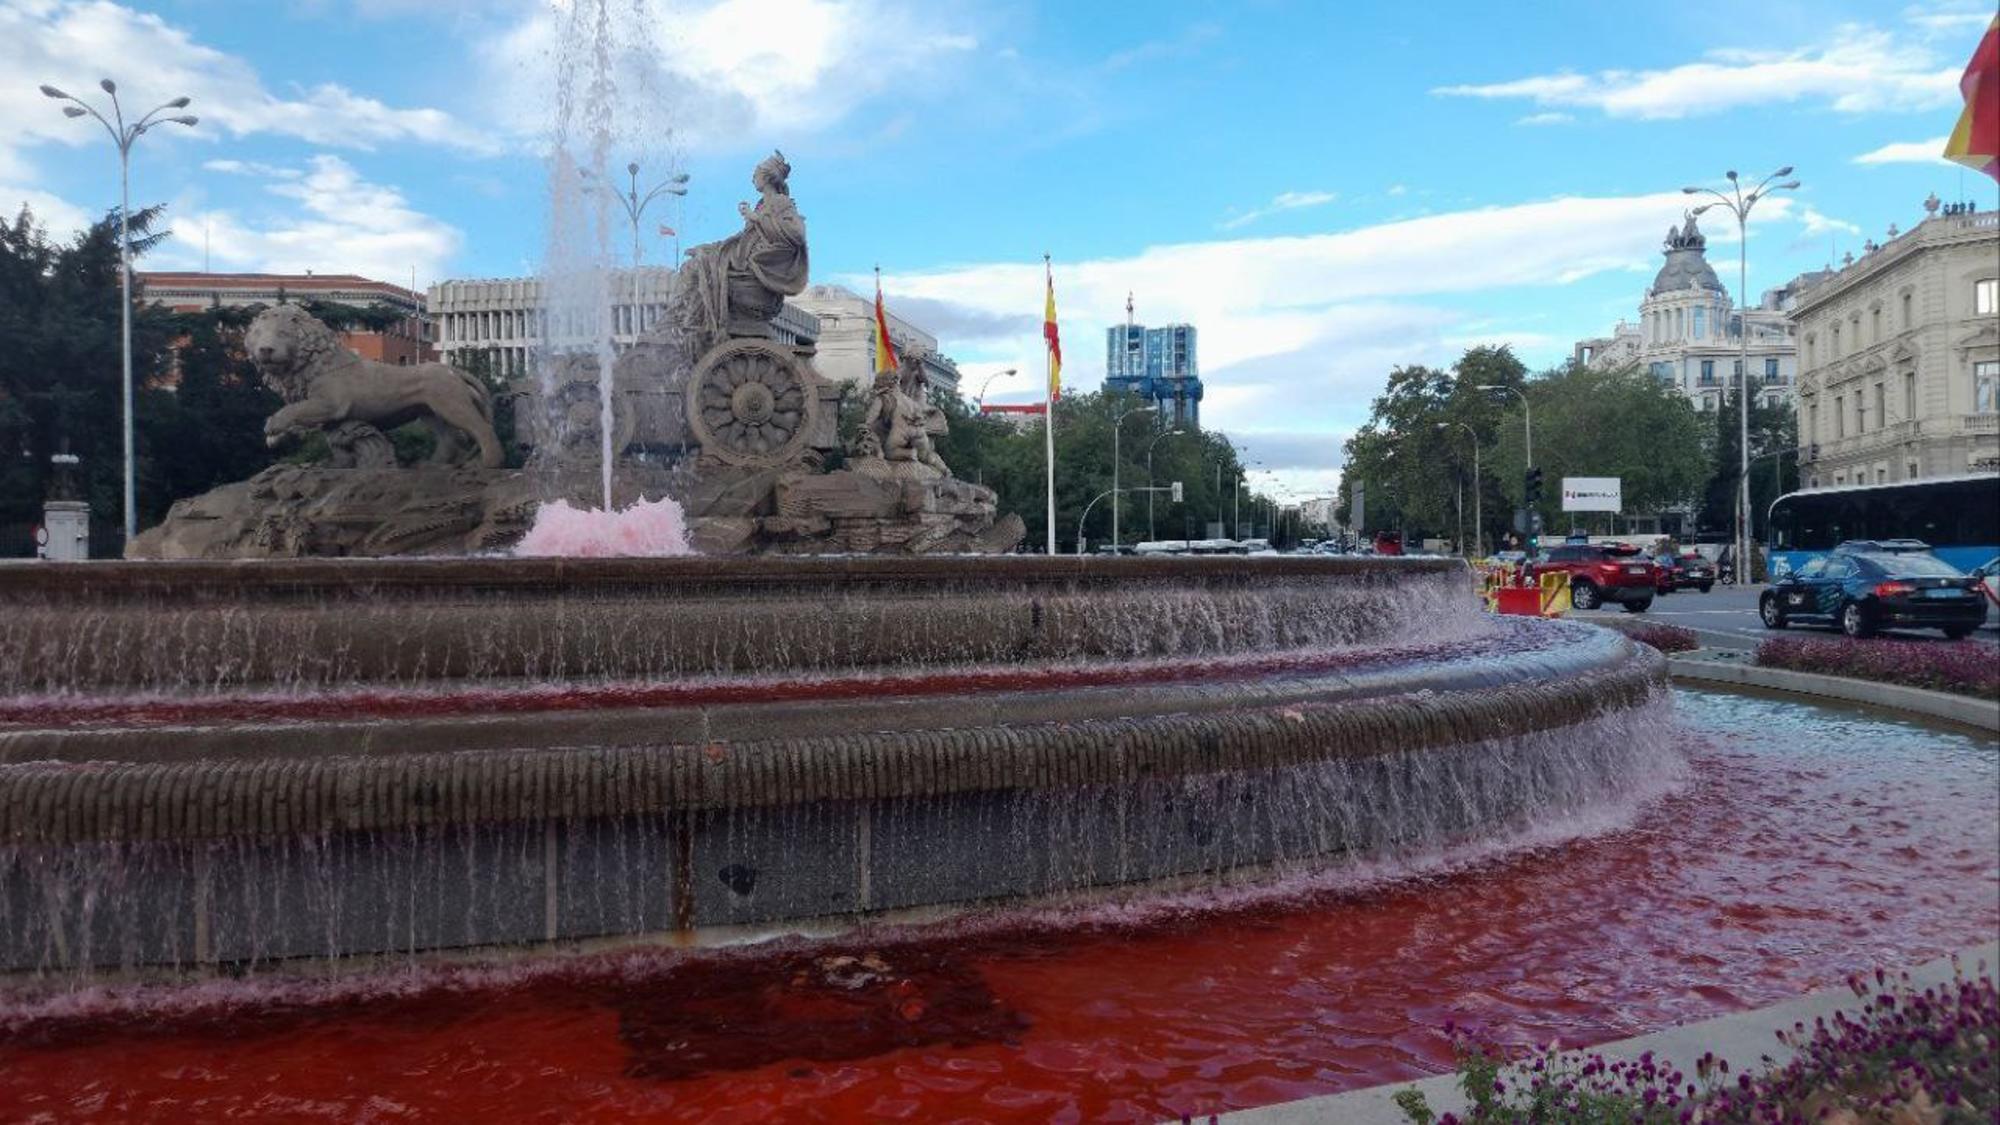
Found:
[1944,14,1999,182]
[872,275,898,375]
[1043,264,1063,401]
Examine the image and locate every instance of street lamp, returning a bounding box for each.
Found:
[579,160,690,268]
[1144,427,1184,542]
[41,79,198,546]
[974,367,1018,410]
[1437,421,1482,558]
[1475,383,1531,469]
[1111,403,1156,549]
[1684,166,1798,585]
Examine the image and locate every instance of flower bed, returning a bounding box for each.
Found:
[1756,636,2000,701]
[1617,623,1700,654]
[1398,963,1999,1124]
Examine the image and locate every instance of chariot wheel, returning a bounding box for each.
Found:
[687,338,818,467]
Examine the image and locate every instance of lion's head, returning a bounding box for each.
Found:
[245,305,343,401]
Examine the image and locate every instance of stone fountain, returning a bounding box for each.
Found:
[128,152,1024,560]
[0,554,1666,975]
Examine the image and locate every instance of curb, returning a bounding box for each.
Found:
[1666,654,2000,734]
[1201,943,1999,1124]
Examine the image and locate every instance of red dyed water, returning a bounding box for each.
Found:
[1,689,1993,1123]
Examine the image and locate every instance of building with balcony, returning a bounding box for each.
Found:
[428,268,821,382]
[138,271,437,366]
[1571,214,1807,411]
[1105,313,1202,428]
[787,284,961,397]
[1790,199,1999,487]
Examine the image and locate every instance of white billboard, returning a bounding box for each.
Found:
[1561,477,1622,512]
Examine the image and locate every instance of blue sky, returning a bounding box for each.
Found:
[4,0,1996,496]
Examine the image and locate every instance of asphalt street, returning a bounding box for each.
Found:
[1570,582,2000,651]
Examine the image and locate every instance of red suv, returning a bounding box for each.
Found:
[1532,543,1657,613]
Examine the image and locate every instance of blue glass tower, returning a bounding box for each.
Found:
[1104,317,1202,428]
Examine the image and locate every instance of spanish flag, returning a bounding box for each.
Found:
[1043,262,1063,401]
[872,271,898,375]
[1944,14,1999,182]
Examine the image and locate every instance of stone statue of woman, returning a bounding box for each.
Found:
[672,150,809,352]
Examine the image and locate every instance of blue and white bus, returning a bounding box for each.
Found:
[1766,473,2000,578]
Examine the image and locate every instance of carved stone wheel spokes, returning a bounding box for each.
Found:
[688,339,817,467]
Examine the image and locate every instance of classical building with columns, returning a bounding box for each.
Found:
[1790,199,1999,487]
[427,268,819,378]
[1572,214,1807,412]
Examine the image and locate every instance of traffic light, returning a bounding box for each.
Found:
[1524,467,1544,507]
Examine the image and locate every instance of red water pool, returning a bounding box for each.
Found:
[1,688,1994,1123]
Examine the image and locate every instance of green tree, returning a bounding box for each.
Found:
[1697,391,1798,540]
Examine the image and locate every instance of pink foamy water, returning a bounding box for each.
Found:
[513,497,692,558]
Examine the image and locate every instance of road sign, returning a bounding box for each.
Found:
[1561,477,1621,512]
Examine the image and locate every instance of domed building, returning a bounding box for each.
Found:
[1572,213,1803,413]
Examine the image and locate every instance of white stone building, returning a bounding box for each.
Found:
[1790,200,1999,487]
[1572,214,1804,411]
[787,284,962,396]
[427,268,818,378]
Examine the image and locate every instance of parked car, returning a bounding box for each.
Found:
[1652,552,1716,594]
[1532,543,1656,613]
[1758,547,1985,638]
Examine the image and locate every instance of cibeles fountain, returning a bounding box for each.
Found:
[128,151,1025,560]
[1,21,1673,981]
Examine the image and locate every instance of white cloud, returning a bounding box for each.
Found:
[0,0,501,171]
[1515,112,1574,126]
[163,155,462,287]
[1853,136,1953,165]
[1433,24,1958,119]
[1795,206,1861,237]
[1219,190,1338,231]
[477,0,979,149]
[1901,4,1996,36]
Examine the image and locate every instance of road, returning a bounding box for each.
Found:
[1571,582,2000,651]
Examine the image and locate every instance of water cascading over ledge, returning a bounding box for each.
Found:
[0,556,1673,977]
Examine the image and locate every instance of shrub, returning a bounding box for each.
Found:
[1397,961,1998,1124]
[1616,623,1700,654]
[1756,636,2000,700]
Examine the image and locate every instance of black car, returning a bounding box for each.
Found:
[1759,548,1986,638]
[1652,553,1716,594]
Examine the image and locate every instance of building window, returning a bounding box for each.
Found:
[1700,359,1715,384]
[1808,403,1818,442]
[1876,467,1888,483]
[1907,461,1919,480]
[1835,395,1846,437]
[1831,324,1840,354]
[1905,371,1916,420]
[1977,279,1998,316]
[1873,383,1885,428]
[1901,292,1912,329]
[1692,307,1707,339]
[1870,308,1880,343]
[1765,357,1780,383]
[1804,335,1815,366]
[1977,361,1999,414]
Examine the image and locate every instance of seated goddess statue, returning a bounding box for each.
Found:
[671,151,809,352]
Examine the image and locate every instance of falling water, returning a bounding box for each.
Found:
[537,0,667,511]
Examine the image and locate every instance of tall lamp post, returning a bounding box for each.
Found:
[1684,167,1798,585]
[1437,421,1482,558]
[580,161,690,267]
[41,80,197,547]
[1110,403,1157,549]
[974,367,1018,410]
[1475,383,1531,470]
[1144,427,1185,542]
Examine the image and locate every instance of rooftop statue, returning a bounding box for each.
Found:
[671,150,809,352]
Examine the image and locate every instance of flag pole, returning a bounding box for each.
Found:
[1044,254,1057,556]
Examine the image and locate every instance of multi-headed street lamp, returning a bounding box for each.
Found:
[1685,166,1799,583]
[580,161,690,267]
[41,79,198,545]
[1437,421,1482,558]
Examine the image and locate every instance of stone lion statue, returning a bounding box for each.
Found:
[246,304,504,468]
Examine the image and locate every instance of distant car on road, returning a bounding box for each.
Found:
[1759,546,1985,639]
[1653,552,1716,594]
[1533,543,1656,613]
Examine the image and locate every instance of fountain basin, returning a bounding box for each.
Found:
[0,557,1665,974]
